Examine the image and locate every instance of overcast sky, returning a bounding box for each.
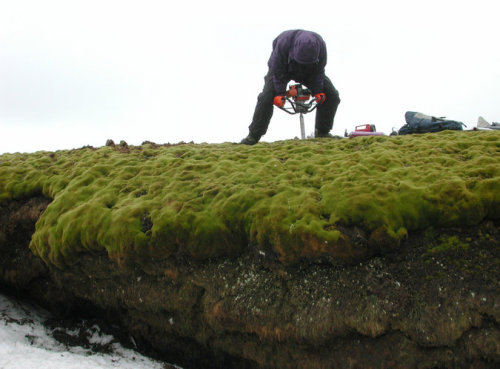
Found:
[1,0,499,154]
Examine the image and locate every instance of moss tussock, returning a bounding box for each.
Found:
[1,131,499,266]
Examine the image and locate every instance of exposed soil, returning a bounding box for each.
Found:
[1,197,499,369]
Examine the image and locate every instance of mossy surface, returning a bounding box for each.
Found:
[1,131,499,266]
[426,235,471,254]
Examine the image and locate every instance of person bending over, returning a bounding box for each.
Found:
[241,29,340,145]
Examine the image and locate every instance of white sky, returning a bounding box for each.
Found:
[1,0,499,153]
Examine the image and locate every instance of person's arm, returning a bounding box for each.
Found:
[268,36,291,95]
[307,42,327,95]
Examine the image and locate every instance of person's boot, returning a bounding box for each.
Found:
[240,133,260,145]
[314,129,334,138]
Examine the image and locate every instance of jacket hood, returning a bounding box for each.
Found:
[291,31,320,64]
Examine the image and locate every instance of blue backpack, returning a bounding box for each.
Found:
[398,111,466,135]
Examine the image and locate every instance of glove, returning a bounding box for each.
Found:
[273,95,286,108]
[315,93,326,104]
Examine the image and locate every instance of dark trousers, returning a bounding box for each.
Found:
[248,71,340,138]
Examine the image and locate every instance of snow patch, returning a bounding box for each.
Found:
[0,293,180,369]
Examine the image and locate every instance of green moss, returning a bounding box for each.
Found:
[427,235,471,254]
[1,131,499,266]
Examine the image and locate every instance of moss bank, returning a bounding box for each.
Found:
[0,131,499,266]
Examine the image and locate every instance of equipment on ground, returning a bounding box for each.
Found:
[346,124,385,138]
[398,112,465,135]
[477,116,500,130]
[277,83,324,139]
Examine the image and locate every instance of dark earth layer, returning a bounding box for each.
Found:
[1,197,499,369]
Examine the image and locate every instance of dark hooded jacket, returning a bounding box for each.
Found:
[268,29,327,95]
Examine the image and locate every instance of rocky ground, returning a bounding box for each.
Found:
[1,197,499,368]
